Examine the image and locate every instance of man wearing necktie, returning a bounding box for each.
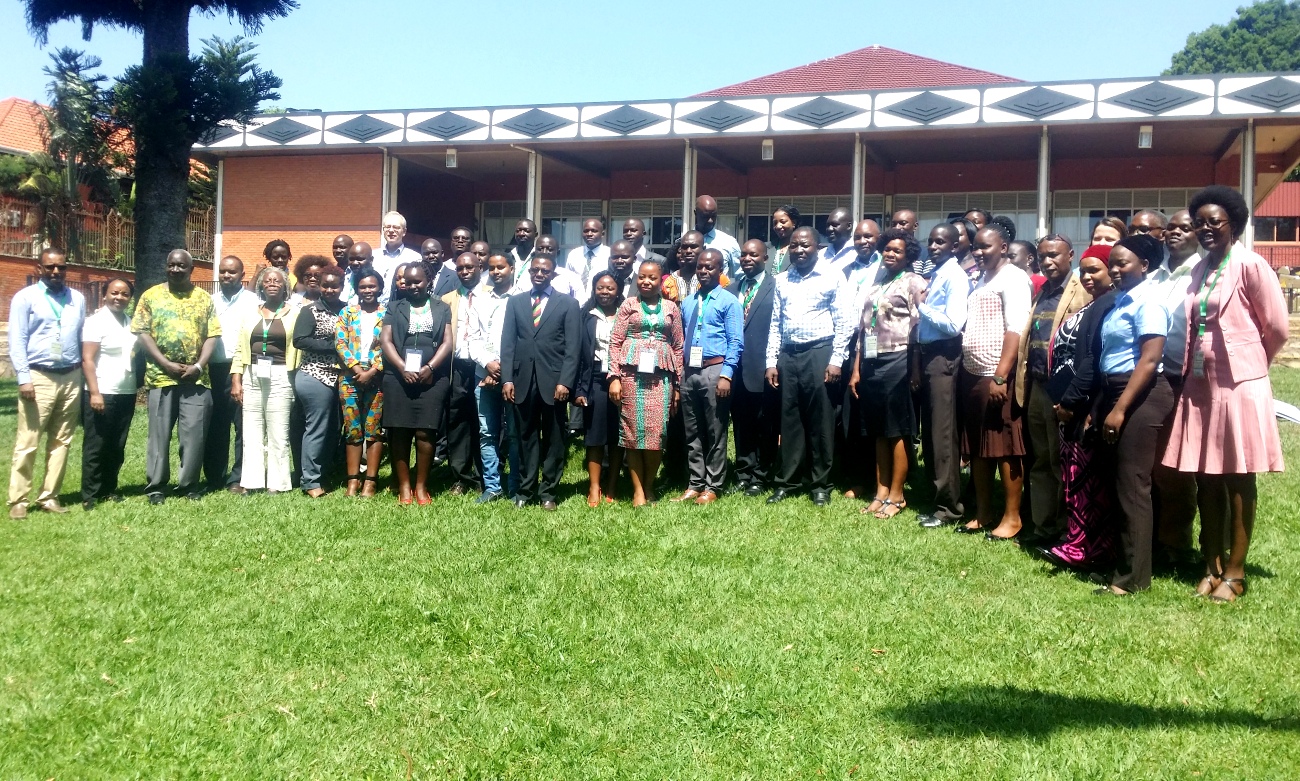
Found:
[566,218,610,299]
[728,239,780,496]
[674,249,743,505]
[501,256,581,510]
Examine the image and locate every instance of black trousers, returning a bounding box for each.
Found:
[774,339,835,493]
[80,392,136,501]
[682,363,731,493]
[447,358,481,488]
[919,337,964,521]
[203,361,242,489]
[732,380,780,487]
[1103,373,1175,593]
[512,385,569,503]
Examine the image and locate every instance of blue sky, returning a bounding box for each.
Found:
[2,0,1248,110]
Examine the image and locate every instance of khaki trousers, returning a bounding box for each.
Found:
[9,368,83,508]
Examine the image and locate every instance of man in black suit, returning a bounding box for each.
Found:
[727,239,779,496]
[501,255,581,510]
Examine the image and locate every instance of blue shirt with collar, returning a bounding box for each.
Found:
[1100,278,1169,375]
[681,284,744,380]
[9,281,86,384]
[917,255,971,344]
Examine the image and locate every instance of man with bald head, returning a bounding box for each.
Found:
[607,239,640,299]
[206,254,258,492]
[343,242,374,304]
[622,218,666,271]
[890,208,934,277]
[132,249,221,505]
[694,195,741,277]
[511,238,582,300]
[567,217,610,295]
[820,207,857,269]
[331,234,354,266]
[509,219,539,284]
[424,238,459,298]
[670,231,706,300]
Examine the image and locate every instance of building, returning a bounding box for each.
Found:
[1256,181,1300,269]
[195,46,1300,271]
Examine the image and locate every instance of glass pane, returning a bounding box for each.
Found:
[1277,217,1297,242]
[1255,217,1278,243]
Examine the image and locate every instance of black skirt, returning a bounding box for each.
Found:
[582,373,621,447]
[381,369,450,430]
[859,350,914,439]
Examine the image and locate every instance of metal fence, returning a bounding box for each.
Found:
[0,195,215,269]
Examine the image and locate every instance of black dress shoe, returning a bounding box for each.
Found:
[513,497,529,509]
[541,500,558,511]
[985,531,1018,543]
[82,499,96,511]
[744,483,766,498]
[766,490,790,504]
[953,523,985,535]
[147,493,165,506]
[917,513,956,529]
[811,489,831,506]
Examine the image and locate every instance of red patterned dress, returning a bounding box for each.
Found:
[609,297,684,450]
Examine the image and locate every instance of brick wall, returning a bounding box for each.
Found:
[221,152,385,270]
[0,254,212,321]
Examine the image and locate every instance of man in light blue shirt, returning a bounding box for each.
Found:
[373,211,422,304]
[819,207,857,270]
[676,248,744,505]
[694,195,741,277]
[915,223,971,528]
[8,248,86,518]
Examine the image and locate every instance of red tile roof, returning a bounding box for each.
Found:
[1258,181,1300,218]
[694,45,1021,98]
[0,97,47,155]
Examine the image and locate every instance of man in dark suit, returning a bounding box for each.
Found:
[727,239,779,496]
[501,255,581,510]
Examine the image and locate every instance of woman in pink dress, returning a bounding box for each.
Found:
[1162,185,1288,603]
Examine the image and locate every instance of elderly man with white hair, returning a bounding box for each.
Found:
[374,211,423,304]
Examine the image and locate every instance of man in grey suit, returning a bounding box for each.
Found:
[727,239,780,496]
[501,255,582,511]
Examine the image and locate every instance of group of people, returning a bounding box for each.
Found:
[7,187,1287,602]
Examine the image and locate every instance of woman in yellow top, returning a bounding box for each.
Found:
[230,267,301,494]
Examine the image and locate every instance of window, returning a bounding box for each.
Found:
[1277,217,1298,242]
[1052,189,1197,246]
[746,195,884,245]
[1256,217,1279,243]
[895,192,1038,244]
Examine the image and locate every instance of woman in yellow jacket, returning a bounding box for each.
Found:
[230,267,302,494]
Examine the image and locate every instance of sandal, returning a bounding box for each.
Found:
[1209,577,1247,603]
[874,499,907,519]
[860,497,887,515]
[587,491,602,508]
[1193,574,1222,597]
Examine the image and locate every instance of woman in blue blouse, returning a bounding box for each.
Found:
[1093,234,1175,596]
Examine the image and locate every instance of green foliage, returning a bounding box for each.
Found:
[2,370,1300,776]
[0,154,43,196]
[1166,0,1300,74]
[22,0,300,44]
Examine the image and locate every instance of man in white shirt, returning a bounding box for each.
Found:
[373,211,422,303]
[442,252,485,495]
[819,207,856,270]
[509,219,539,285]
[466,252,521,504]
[511,241,582,299]
[693,194,741,277]
[622,218,666,271]
[206,255,259,493]
[566,218,610,296]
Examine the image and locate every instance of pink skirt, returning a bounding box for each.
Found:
[1161,338,1284,475]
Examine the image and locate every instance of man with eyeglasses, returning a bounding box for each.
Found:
[1152,208,1204,566]
[375,211,422,304]
[8,248,86,518]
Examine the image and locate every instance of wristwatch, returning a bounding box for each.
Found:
[993,375,1007,386]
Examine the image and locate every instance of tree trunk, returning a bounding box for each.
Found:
[133,0,193,291]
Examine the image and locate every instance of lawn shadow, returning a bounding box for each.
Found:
[880,685,1300,738]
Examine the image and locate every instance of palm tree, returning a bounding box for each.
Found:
[21,0,292,289]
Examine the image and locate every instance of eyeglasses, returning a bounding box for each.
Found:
[1193,218,1229,230]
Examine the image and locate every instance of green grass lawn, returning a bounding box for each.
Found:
[2,372,1300,778]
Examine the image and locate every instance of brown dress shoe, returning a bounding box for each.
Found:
[38,500,69,514]
[694,490,718,505]
[672,489,701,503]
[9,504,27,520]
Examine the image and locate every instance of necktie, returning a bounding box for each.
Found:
[743,278,758,314]
[531,293,543,327]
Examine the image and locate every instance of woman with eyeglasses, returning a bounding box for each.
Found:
[1161,185,1288,603]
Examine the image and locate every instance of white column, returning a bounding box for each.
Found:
[213,158,224,282]
[388,156,400,213]
[380,148,391,216]
[1242,119,1256,251]
[681,140,697,234]
[851,133,864,220]
[526,150,542,227]
[1036,125,1051,240]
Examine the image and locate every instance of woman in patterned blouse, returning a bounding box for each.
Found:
[335,267,386,498]
[291,263,346,498]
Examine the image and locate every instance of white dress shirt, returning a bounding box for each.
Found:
[466,285,512,380]
[372,244,422,304]
[566,244,610,293]
[211,285,260,363]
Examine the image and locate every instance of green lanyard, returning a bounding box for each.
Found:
[42,284,67,323]
[640,299,662,335]
[1196,253,1228,338]
[869,271,904,329]
[743,275,762,311]
[259,305,283,355]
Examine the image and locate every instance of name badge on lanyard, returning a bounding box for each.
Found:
[404,350,423,372]
[254,357,272,380]
[637,350,657,374]
[862,335,879,360]
[689,345,704,368]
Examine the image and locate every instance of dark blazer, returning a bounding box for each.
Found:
[727,272,776,394]
[1057,289,1119,430]
[575,309,603,401]
[500,288,581,402]
[432,264,459,297]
